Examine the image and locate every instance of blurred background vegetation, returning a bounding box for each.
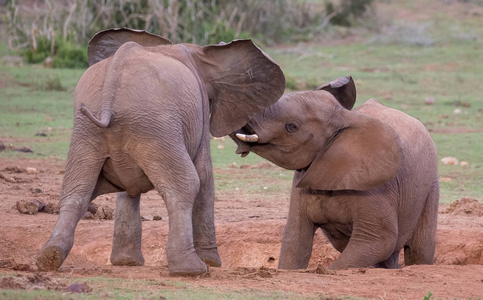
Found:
[2,0,377,68]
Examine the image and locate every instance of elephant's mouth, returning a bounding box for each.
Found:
[231,124,259,157]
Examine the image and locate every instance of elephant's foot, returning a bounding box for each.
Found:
[110,249,145,266]
[196,248,221,267]
[168,249,208,276]
[36,244,67,271]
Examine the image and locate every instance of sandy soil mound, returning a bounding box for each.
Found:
[442,197,483,217]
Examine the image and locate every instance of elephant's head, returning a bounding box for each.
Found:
[87,28,286,137]
[233,76,402,191]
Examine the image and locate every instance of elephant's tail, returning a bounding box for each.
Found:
[80,41,140,128]
[80,105,112,128]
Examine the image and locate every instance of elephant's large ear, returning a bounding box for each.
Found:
[88,28,172,66]
[194,40,286,137]
[296,110,402,191]
[316,76,356,110]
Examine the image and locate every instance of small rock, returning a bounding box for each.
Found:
[460,161,469,167]
[16,200,39,215]
[95,205,113,220]
[87,204,98,214]
[217,144,224,149]
[26,167,39,174]
[141,215,152,221]
[0,173,15,183]
[13,264,31,272]
[0,258,16,269]
[43,202,59,214]
[33,199,45,212]
[314,264,336,275]
[424,96,435,105]
[228,162,237,168]
[441,156,459,165]
[14,147,33,153]
[44,57,53,68]
[66,282,92,293]
[439,177,452,182]
[5,166,24,173]
[454,108,462,114]
[31,188,42,194]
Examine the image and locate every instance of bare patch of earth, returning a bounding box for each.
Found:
[0,158,482,299]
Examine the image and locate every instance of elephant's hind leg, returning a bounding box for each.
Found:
[374,251,399,269]
[110,192,145,266]
[140,153,207,275]
[404,180,439,265]
[37,138,106,271]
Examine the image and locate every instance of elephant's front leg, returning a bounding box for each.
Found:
[110,192,144,266]
[192,147,221,267]
[278,185,317,270]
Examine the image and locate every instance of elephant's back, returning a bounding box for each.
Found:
[355,99,437,170]
[117,48,204,114]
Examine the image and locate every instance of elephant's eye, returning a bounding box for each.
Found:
[285,122,299,133]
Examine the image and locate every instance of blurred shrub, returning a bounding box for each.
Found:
[20,35,88,68]
[368,21,436,47]
[51,39,88,69]
[325,0,374,27]
[33,75,66,91]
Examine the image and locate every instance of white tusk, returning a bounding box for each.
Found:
[236,133,259,143]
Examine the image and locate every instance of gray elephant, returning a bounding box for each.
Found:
[233,76,438,270]
[36,28,285,275]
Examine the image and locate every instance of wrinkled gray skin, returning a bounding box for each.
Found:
[233,77,439,270]
[36,28,285,276]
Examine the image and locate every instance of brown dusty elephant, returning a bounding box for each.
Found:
[232,76,439,270]
[36,28,285,275]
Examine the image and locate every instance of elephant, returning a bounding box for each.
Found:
[232,76,439,270]
[36,28,285,276]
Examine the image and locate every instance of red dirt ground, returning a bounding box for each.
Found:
[0,158,482,299]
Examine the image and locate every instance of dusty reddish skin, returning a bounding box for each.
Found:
[0,158,482,299]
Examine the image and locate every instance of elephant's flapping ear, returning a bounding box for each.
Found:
[296,110,402,191]
[316,76,356,110]
[88,28,172,66]
[195,40,286,137]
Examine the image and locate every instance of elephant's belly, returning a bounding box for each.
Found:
[319,223,352,253]
[100,158,154,197]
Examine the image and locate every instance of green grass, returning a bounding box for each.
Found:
[0,273,327,300]
[0,65,83,158]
